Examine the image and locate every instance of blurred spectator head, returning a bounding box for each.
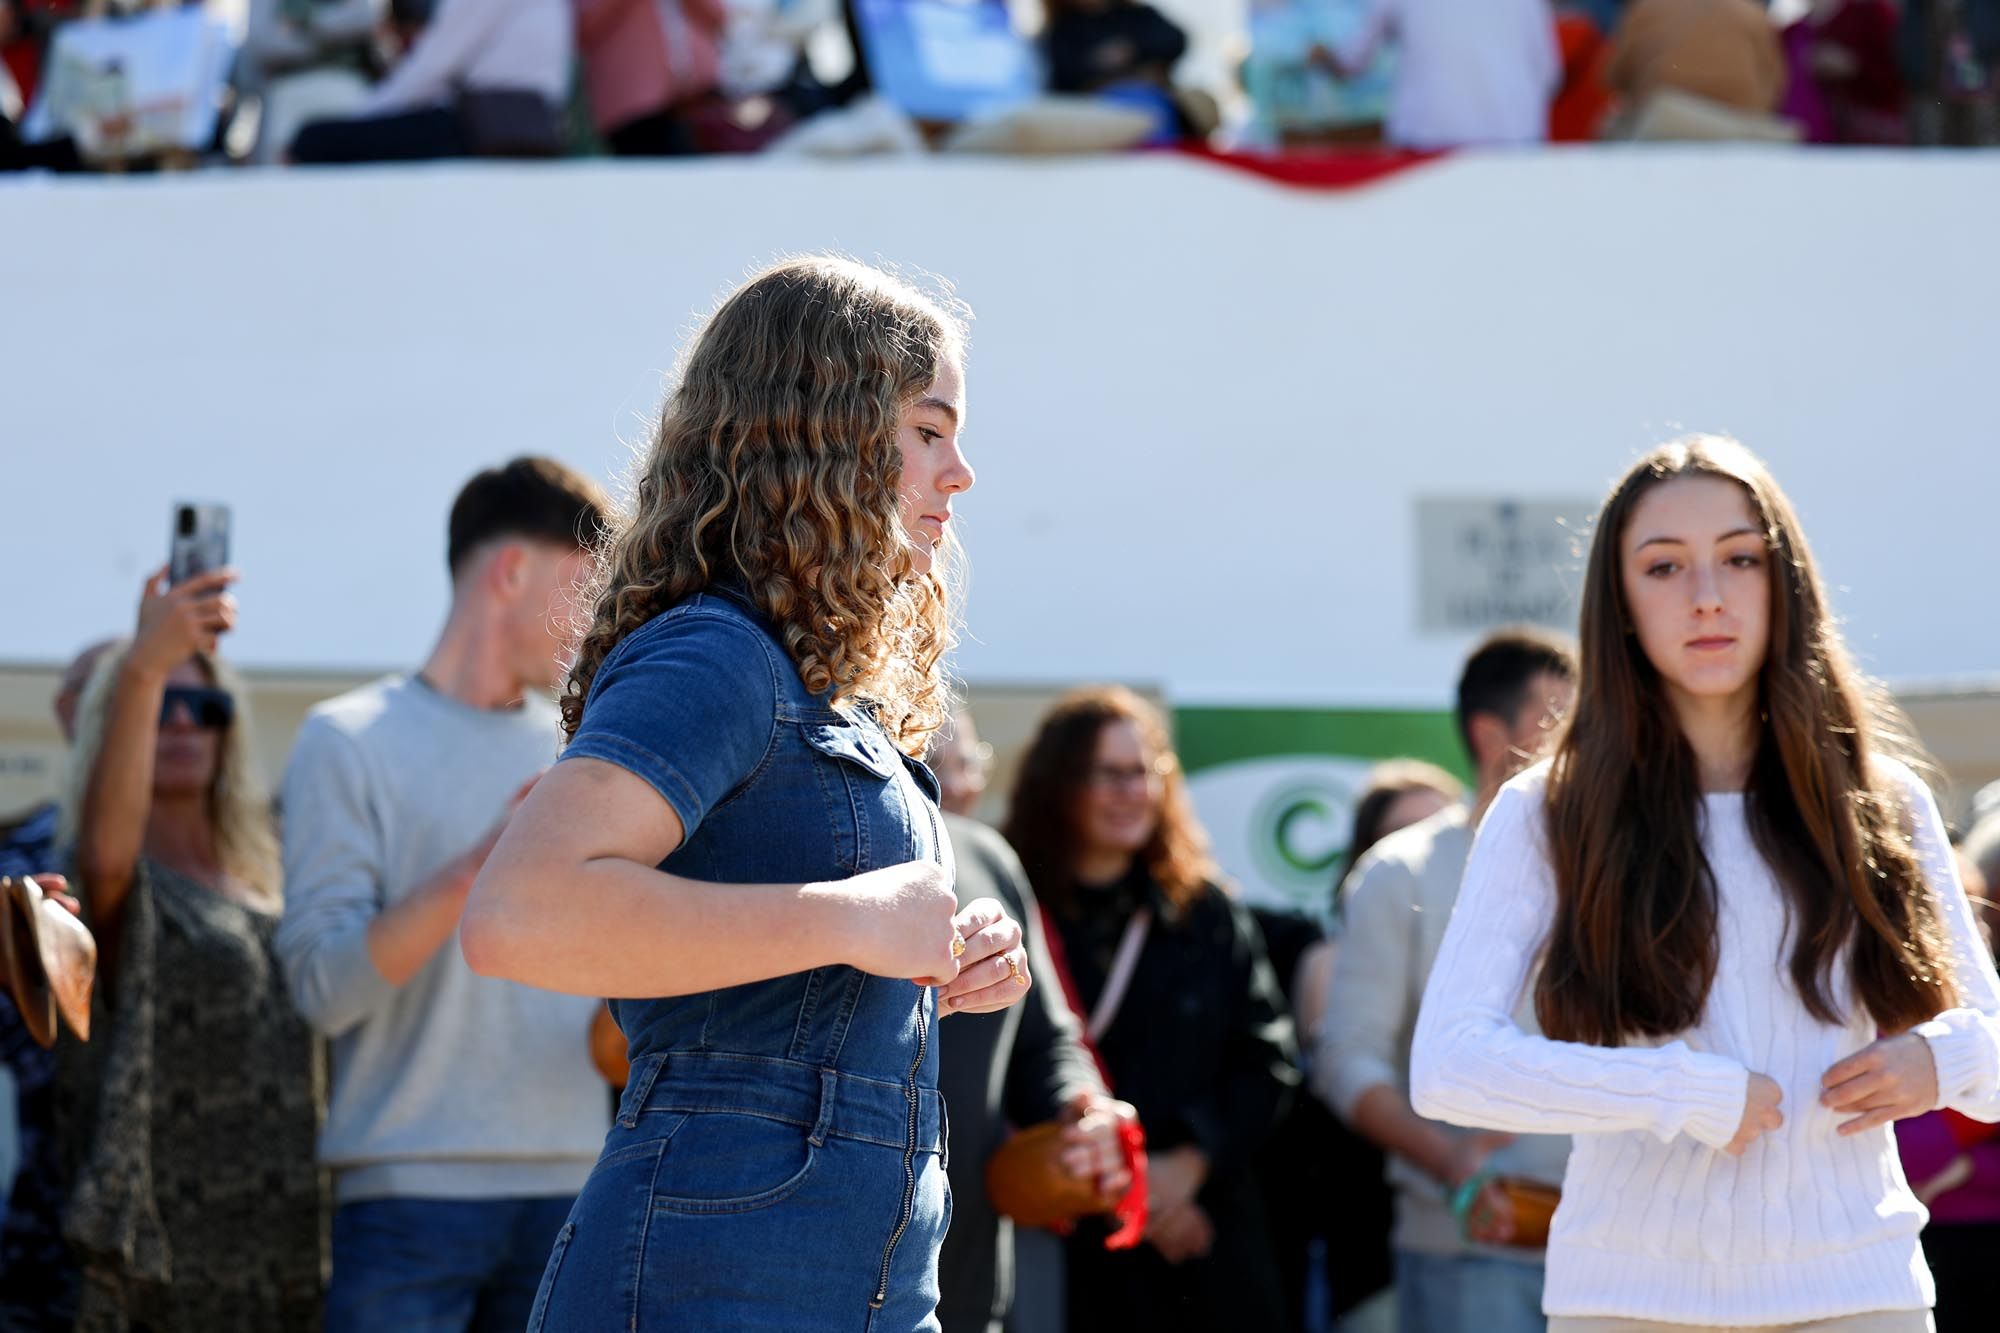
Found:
[1455,625,1577,792]
[1951,843,1995,955]
[52,637,121,743]
[1964,807,2000,913]
[1004,685,1219,915]
[563,257,969,752]
[447,456,613,693]
[1335,758,1466,897]
[59,645,279,899]
[930,708,993,817]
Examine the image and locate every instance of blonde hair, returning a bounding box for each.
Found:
[564,256,968,754]
[59,645,282,903]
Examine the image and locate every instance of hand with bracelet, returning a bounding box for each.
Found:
[1443,1129,1519,1246]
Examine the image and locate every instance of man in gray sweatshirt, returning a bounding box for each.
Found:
[276,458,613,1332]
[1319,627,1577,1333]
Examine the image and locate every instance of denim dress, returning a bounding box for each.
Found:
[530,591,953,1332]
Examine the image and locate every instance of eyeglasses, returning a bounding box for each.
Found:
[160,685,234,730]
[1082,758,1172,791]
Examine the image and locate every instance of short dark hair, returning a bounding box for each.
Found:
[1455,625,1577,757]
[447,457,611,576]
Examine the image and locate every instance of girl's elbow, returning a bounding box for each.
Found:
[1410,1076,1452,1122]
[457,901,512,978]
[459,872,529,979]
[1408,1035,1455,1120]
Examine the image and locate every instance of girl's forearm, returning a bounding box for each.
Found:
[463,852,863,997]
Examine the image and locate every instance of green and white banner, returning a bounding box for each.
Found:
[1175,707,1465,916]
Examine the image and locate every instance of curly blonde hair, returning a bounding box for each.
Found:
[564,256,968,754]
[60,646,282,903]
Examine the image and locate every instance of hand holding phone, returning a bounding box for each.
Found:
[168,502,231,586]
[134,567,237,670]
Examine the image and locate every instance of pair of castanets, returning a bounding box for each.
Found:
[0,875,96,1047]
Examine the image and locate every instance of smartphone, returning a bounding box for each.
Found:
[168,502,231,586]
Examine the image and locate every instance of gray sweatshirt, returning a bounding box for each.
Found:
[1319,804,1570,1259]
[275,675,607,1204]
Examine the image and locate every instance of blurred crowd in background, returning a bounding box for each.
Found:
[4,457,2000,1333]
[2,0,1996,173]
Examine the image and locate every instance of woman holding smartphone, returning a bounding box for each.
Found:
[57,568,325,1330]
[463,256,1032,1330]
[1411,435,2000,1333]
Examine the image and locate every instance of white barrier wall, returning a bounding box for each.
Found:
[4,150,1996,706]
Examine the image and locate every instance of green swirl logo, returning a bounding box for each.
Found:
[1250,781,1354,892]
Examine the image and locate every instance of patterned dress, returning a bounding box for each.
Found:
[57,858,326,1331]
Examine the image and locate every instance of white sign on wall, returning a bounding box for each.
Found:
[1416,497,1594,634]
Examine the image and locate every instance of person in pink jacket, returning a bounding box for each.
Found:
[1895,850,2000,1333]
[574,0,727,154]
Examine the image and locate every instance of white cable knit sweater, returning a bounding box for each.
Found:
[1411,759,2000,1326]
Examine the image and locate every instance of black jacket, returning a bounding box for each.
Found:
[1050,868,1296,1175]
[935,815,1104,1333]
[1049,866,1299,1329]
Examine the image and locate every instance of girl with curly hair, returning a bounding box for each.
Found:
[1411,436,2000,1332]
[463,256,1033,1330]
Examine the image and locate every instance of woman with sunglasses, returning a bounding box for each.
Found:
[52,566,324,1331]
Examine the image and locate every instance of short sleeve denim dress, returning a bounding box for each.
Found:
[527,590,954,1332]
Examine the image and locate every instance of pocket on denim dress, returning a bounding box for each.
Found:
[652,1111,821,1215]
[802,717,907,875]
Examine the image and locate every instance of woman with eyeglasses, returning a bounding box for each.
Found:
[51,566,324,1331]
[1003,686,1298,1332]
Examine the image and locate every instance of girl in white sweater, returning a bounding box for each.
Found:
[1411,436,2000,1332]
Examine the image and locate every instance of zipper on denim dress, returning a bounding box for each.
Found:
[871,997,927,1309]
[870,796,945,1309]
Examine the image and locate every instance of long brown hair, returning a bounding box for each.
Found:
[563,256,965,755]
[1003,686,1221,917]
[1536,436,1955,1046]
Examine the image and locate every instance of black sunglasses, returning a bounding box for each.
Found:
[160,685,235,730]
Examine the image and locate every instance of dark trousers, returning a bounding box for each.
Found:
[0,125,84,172]
[604,106,701,157]
[1261,1094,1394,1324]
[1924,1221,2000,1333]
[1065,1172,1288,1333]
[291,107,467,164]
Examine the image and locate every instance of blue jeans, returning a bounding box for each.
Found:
[326,1195,575,1333]
[1395,1248,1547,1333]
[529,1052,950,1331]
